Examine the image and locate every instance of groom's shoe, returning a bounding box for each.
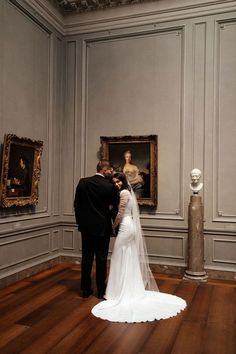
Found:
[82,289,93,298]
[97,285,106,299]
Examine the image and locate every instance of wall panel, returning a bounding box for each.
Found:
[52,229,60,251]
[52,36,64,217]
[213,238,236,264]
[0,0,51,216]
[62,40,76,216]
[145,234,185,260]
[63,229,75,250]
[86,28,185,220]
[192,22,206,175]
[0,232,50,270]
[213,19,236,221]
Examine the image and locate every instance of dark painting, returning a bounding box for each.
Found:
[0,134,43,207]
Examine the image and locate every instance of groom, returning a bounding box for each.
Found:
[74,160,118,299]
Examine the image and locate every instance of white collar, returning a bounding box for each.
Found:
[95,173,105,178]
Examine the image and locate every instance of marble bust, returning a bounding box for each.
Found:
[190,168,203,194]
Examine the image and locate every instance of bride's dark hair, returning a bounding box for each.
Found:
[113,172,131,191]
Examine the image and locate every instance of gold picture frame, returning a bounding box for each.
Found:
[100,135,158,206]
[0,134,43,208]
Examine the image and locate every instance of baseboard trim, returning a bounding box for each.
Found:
[0,256,61,289]
[0,255,235,289]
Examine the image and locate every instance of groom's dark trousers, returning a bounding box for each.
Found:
[74,174,118,296]
[81,233,110,295]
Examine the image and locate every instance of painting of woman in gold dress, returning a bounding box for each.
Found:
[100,135,157,206]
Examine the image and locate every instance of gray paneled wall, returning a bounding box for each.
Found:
[63,7,236,273]
[0,0,236,286]
[0,0,65,285]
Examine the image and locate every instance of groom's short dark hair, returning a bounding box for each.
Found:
[97,159,111,172]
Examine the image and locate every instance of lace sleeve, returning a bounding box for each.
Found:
[112,190,130,230]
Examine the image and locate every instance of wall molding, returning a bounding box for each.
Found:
[1,220,233,237]
[64,4,236,36]
[12,0,64,34]
[213,18,236,222]
[0,221,61,238]
[145,234,185,260]
[0,254,61,288]
[52,229,60,251]
[1,0,54,219]
[62,229,75,250]
[0,232,50,270]
[1,253,235,290]
[17,0,236,35]
[81,25,185,219]
[63,40,77,216]
[212,238,236,264]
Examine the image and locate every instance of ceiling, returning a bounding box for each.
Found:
[49,0,154,14]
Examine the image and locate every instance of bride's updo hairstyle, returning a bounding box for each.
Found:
[113,172,131,191]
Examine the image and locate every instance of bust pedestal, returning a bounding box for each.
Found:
[184,195,208,281]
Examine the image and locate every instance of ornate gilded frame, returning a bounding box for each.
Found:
[0,134,43,208]
[100,135,158,206]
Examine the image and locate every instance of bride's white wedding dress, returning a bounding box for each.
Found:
[92,189,186,323]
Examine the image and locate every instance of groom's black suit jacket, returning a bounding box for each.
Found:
[74,174,118,237]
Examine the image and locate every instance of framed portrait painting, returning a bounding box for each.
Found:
[0,134,43,208]
[100,135,158,206]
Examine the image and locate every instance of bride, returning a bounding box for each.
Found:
[92,172,186,323]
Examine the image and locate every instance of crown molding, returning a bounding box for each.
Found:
[14,0,236,36]
[64,0,236,35]
[16,0,65,34]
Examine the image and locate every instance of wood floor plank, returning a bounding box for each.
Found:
[202,285,236,354]
[182,283,213,322]
[20,298,98,354]
[0,280,32,298]
[0,272,80,332]
[203,322,236,354]
[58,315,110,354]
[81,321,128,354]
[26,263,69,282]
[48,306,107,354]
[0,268,76,316]
[207,285,236,324]
[0,324,29,349]
[0,293,15,304]
[157,279,182,294]
[0,264,235,354]
[1,293,84,353]
[170,321,206,354]
[167,283,213,354]
[102,322,155,354]
[17,287,79,327]
[0,264,69,298]
[141,280,198,354]
[207,278,236,287]
[170,283,236,354]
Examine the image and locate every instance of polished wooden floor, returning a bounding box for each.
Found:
[0,263,235,354]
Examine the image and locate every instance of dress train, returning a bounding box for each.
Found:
[92,190,186,323]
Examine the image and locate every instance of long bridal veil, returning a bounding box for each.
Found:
[130,187,159,292]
